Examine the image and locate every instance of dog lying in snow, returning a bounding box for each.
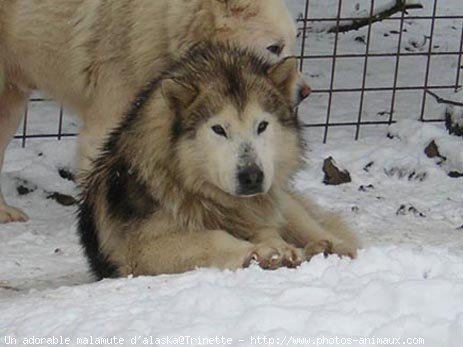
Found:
[77,42,360,279]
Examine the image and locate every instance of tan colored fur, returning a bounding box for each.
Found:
[78,44,360,278]
[0,65,4,97]
[0,85,29,222]
[0,0,307,223]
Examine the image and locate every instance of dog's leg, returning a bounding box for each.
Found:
[278,190,360,259]
[128,229,256,276]
[78,113,127,173]
[78,106,115,174]
[77,123,108,175]
[77,86,134,174]
[0,86,29,223]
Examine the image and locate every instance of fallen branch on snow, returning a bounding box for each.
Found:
[300,0,423,34]
[426,90,463,107]
[328,0,423,33]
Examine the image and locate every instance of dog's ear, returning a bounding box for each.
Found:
[267,57,299,102]
[161,79,198,110]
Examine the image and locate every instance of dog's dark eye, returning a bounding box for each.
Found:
[267,44,284,56]
[211,125,227,138]
[257,121,269,135]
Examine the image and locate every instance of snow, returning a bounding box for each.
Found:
[2,124,463,346]
[2,246,463,346]
[2,1,463,346]
[296,119,463,250]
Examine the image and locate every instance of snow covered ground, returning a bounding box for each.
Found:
[2,121,463,347]
[1,1,463,346]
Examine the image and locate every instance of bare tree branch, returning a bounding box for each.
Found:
[299,0,423,34]
[328,1,423,33]
[426,90,463,107]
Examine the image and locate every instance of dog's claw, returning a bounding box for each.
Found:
[253,242,304,270]
[0,205,29,223]
[304,239,357,260]
[304,240,333,260]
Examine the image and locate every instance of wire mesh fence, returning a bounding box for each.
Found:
[296,0,463,142]
[14,0,463,146]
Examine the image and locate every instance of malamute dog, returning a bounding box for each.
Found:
[77,43,359,279]
[0,0,311,223]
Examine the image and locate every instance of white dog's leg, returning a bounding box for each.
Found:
[0,86,30,223]
[77,129,106,175]
[77,87,134,175]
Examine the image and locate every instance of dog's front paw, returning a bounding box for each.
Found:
[0,204,29,223]
[304,239,357,260]
[219,243,257,270]
[253,240,304,270]
[331,241,357,259]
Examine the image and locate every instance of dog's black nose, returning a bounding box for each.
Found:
[298,83,312,103]
[237,165,264,196]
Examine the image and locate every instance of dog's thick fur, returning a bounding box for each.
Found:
[0,0,311,223]
[77,43,359,279]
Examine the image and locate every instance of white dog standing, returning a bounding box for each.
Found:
[0,0,311,223]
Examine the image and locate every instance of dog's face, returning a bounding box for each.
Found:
[163,56,303,198]
[196,102,281,197]
[211,0,312,106]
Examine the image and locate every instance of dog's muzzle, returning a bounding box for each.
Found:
[237,164,264,196]
[297,82,312,105]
